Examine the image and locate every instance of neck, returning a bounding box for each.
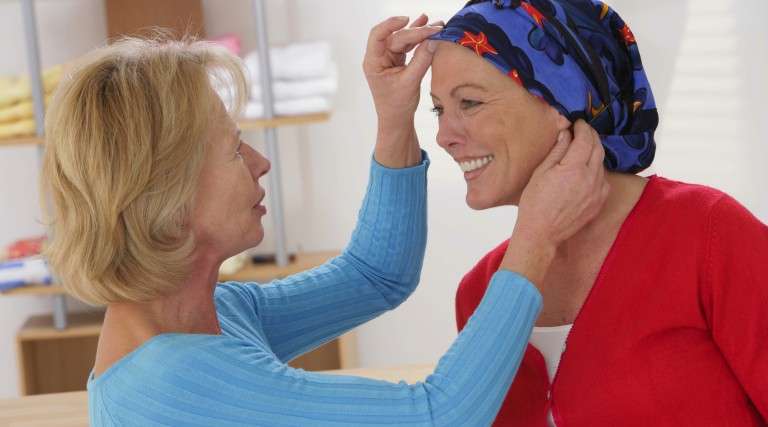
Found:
[105,256,223,341]
[93,249,228,378]
[556,170,648,258]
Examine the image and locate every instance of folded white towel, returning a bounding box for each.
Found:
[243,96,331,119]
[250,63,337,101]
[244,40,333,81]
[0,258,51,290]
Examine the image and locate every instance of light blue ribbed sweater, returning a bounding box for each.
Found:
[88,154,542,426]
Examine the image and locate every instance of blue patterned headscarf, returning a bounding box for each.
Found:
[429,0,657,173]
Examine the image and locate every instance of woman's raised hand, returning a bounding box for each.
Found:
[364,15,443,168]
[501,120,611,286]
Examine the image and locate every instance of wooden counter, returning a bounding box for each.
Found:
[0,363,436,426]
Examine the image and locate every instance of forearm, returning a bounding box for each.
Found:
[423,270,541,423]
[343,151,429,302]
[257,154,429,360]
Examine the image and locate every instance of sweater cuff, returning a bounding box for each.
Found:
[371,149,430,173]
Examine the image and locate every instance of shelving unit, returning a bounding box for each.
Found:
[11,249,354,396]
[2,0,351,396]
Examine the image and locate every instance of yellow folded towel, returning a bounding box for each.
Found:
[0,119,35,138]
[0,64,63,109]
[0,95,52,124]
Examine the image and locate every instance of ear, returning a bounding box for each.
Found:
[553,110,571,132]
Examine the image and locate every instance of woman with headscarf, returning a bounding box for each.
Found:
[41,15,607,426]
[421,0,768,425]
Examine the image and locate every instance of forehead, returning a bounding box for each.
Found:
[431,41,511,92]
[210,96,237,131]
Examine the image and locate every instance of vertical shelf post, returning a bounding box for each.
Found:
[251,0,289,267]
[20,0,44,137]
[21,0,69,330]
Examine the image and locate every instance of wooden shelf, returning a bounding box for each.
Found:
[1,251,340,296]
[219,250,341,282]
[0,113,331,148]
[1,284,67,296]
[0,135,44,147]
[17,311,103,341]
[238,113,331,130]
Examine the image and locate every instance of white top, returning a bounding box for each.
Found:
[529,324,573,427]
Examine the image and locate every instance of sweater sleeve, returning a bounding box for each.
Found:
[91,271,542,426]
[703,195,768,420]
[217,152,429,362]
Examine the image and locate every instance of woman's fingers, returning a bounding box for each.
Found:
[517,119,609,248]
[365,16,411,64]
[363,15,443,135]
[560,119,598,166]
[408,13,428,28]
[587,128,606,171]
[364,15,442,78]
[385,25,443,55]
[401,38,436,85]
[539,127,572,169]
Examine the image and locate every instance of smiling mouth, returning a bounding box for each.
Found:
[458,155,494,173]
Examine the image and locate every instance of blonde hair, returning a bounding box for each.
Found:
[40,34,248,305]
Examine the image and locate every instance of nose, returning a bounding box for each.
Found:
[435,114,462,150]
[244,144,270,180]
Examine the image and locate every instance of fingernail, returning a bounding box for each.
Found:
[427,40,438,53]
[557,130,564,142]
[396,16,409,21]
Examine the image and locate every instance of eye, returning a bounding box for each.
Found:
[235,140,244,157]
[430,106,444,117]
[461,99,482,109]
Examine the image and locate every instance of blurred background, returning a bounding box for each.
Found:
[0,0,765,399]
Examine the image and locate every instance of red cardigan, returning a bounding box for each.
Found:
[456,176,768,426]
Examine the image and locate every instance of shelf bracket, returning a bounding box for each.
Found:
[52,294,68,330]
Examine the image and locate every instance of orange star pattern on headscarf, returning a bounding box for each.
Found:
[520,2,547,28]
[459,31,498,56]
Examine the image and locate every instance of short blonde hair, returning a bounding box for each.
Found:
[40,34,248,305]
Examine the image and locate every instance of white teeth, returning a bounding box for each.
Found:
[459,155,494,172]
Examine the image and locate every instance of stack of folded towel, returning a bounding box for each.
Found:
[0,65,64,138]
[241,40,337,119]
[0,236,51,291]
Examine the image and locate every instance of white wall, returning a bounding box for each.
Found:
[0,0,765,398]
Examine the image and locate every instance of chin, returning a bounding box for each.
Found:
[466,193,493,211]
[466,189,519,210]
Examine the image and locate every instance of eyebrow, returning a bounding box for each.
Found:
[430,83,488,100]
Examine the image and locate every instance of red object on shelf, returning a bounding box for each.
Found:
[6,236,46,260]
